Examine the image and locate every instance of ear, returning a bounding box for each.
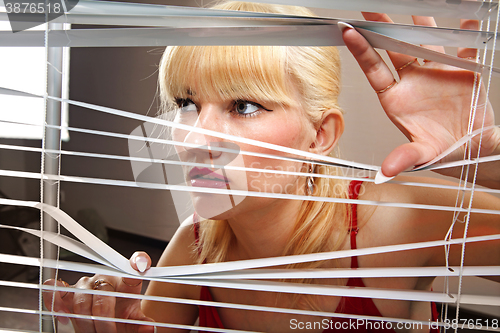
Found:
[309,109,344,156]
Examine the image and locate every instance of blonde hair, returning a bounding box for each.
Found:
[158,1,350,307]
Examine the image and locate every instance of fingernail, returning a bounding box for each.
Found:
[135,256,148,273]
[338,21,355,32]
[375,170,395,184]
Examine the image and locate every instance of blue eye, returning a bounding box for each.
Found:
[235,101,260,115]
[233,100,272,116]
[176,98,197,113]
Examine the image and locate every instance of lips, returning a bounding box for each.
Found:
[188,167,229,188]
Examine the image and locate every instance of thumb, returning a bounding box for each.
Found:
[122,252,152,290]
[130,251,152,274]
[381,142,436,178]
[136,316,156,333]
[126,307,156,333]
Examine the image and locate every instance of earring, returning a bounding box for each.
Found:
[306,163,315,196]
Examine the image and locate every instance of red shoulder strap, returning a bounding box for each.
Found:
[193,212,202,255]
[193,212,200,237]
[199,286,225,328]
[348,181,363,269]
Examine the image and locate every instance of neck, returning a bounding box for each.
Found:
[226,198,304,260]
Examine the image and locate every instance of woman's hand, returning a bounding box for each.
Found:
[43,252,155,333]
[340,13,500,187]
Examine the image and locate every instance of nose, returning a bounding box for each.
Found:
[183,104,223,159]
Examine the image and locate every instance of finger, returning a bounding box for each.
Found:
[73,277,98,333]
[114,252,151,299]
[122,252,152,289]
[115,253,153,333]
[130,252,152,273]
[411,16,445,53]
[339,23,396,94]
[126,307,156,333]
[381,142,437,177]
[362,12,393,23]
[92,279,117,333]
[136,317,156,333]
[458,19,479,59]
[42,279,72,325]
[359,13,419,73]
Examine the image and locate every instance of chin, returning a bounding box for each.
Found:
[192,193,247,220]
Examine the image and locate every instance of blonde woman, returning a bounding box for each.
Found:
[44,2,500,332]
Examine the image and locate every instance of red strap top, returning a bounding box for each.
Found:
[195,180,439,332]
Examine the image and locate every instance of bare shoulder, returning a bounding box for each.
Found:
[365,174,500,215]
[359,175,499,227]
[354,178,424,249]
[157,215,198,268]
[360,175,469,206]
[356,176,500,266]
[142,215,200,326]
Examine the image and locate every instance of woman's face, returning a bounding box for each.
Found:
[171,83,317,220]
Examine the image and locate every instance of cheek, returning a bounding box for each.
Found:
[175,111,199,127]
[171,128,185,155]
[243,158,305,195]
[248,117,310,152]
[171,110,195,145]
[238,119,310,191]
